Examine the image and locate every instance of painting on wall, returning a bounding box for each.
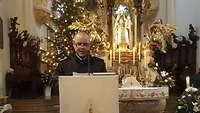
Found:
[0,17,3,49]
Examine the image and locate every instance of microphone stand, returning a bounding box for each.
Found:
[87,53,92,76]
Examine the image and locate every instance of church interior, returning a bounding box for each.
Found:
[0,0,200,113]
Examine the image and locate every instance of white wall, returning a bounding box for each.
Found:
[24,0,47,37]
[0,0,46,96]
[176,0,200,71]
[0,0,12,96]
[157,0,200,71]
[156,0,176,24]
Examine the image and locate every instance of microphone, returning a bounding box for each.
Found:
[87,53,92,76]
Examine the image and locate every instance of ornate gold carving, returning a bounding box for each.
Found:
[33,0,51,24]
[143,0,159,33]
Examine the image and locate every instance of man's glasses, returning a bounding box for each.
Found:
[75,42,90,47]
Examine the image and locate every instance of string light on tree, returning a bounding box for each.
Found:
[40,0,108,75]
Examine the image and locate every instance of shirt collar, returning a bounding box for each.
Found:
[75,53,87,61]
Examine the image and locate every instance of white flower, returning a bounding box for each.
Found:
[7,68,14,74]
[154,67,158,70]
[164,79,168,82]
[161,71,166,77]
[178,106,183,109]
[185,87,198,92]
[192,87,198,92]
[181,95,186,99]
[177,87,200,113]
[156,63,158,66]
[192,102,198,106]
[193,106,199,112]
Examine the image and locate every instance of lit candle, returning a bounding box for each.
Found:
[113,44,115,60]
[110,50,112,67]
[133,47,135,65]
[138,43,141,61]
[113,49,115,60]
[119,46,121,64]
[186,76,190,88]
[144,50,147,68]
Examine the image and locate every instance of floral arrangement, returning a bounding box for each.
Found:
[149,62,175,87]
[145,19,176,53]
[41,73,53,86]
[176,87,200,113]
[6,68,14,75]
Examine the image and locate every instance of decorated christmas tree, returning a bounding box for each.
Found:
[40,0,109,74]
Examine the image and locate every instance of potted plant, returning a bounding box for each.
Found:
[41,73,52,99]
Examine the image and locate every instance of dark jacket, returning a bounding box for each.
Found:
[53,54,106,77]
[52,54,106,95]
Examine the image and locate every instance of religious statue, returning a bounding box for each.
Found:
[113,5,133,51]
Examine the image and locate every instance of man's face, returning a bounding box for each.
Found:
[73,32,90,58]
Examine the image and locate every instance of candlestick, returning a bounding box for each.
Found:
[186,76,190,88]
[138,43,141,61]
[133,48,135,65]
[113,49,115,60]
[113,43,115,60]
[110,50,112,67]
[144,50,147,68]
[119,46,121,64]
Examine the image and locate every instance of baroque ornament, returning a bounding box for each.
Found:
[33,0,52,24]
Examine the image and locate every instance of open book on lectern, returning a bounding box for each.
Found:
[59,75,119,113]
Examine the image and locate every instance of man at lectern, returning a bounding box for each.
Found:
[53,31,106,77]
[52,32,106,95]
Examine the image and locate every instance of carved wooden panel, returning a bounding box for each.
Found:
[8,17,42,98]
[8,17,41,74]
[153,25,199,92]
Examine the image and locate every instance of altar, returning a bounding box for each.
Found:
[119,87,169,113]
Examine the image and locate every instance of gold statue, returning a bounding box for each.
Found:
[113,4,133,51]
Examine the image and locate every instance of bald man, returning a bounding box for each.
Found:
[53,32,106,76]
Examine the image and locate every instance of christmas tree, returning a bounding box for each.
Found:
[40,0,109,74]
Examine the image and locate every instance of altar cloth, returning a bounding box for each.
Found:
[119,86,169,113]
[119,86,169,100]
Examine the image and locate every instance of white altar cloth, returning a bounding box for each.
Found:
[119,86,169,100]
[119,86,169,113]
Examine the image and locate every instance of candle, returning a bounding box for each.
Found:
[119,46,121,64]
[186,76,190,88]
[138,43,141,61]
[144,50,147,68]
[133,48,135,65]
[113,49,115,60]
[110,50,112,67]
[113,43,115,60]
